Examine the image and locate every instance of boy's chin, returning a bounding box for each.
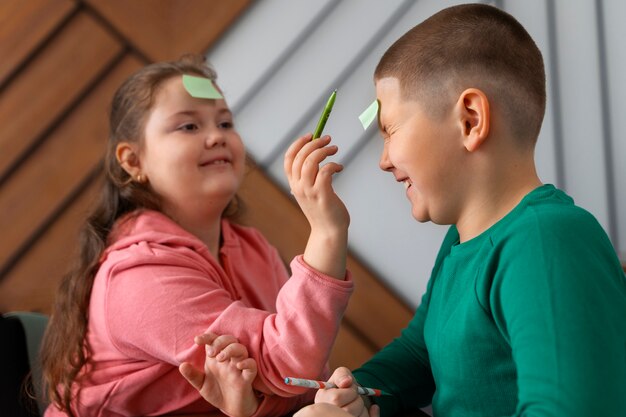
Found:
[410,207,432,223]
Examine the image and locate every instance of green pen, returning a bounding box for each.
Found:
[312,89,337,139]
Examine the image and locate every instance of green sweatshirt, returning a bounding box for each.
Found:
[354,185,626,417]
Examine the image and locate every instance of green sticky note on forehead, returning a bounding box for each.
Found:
[182,74,223,99]
[358,99,379,130]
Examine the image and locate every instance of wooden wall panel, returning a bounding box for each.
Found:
[86,0,251,61]
[329,325,376,371]
[0,179,100,313]
[0,0,76,85]
[0,10,123,180]
[0,56,143,271]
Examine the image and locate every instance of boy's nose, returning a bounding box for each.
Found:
[379,147,393,172]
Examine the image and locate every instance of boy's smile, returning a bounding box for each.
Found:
[375,77,464,226]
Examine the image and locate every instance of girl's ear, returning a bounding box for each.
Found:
[115,142,142,179]
[456,88,490,152]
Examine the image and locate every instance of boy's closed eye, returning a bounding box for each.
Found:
[380,124,396,142]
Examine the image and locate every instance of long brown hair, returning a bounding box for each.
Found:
[40,54,240,415]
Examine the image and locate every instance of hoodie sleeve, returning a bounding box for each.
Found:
[101,241,352,400]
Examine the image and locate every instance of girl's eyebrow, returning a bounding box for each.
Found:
[168,110,199,118]
[216,108,233,116]
[167,108,233,119]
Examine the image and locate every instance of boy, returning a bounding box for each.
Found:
[186,4,626,417]
[296,3,626,417]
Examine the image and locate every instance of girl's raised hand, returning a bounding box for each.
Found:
[284,134,350,279]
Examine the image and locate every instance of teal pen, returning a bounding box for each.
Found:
[312,89,337,139]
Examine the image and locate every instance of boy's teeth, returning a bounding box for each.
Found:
[403,180,410,190]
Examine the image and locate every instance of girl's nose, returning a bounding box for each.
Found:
[205,128,226,148]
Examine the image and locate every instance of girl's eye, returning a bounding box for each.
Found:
[219,121,234,129]
[178,123,198,131]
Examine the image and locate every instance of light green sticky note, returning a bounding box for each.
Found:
[182,74,223,99]
[358,99,379,130]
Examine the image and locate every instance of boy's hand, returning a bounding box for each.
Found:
[179,332,259,417]
[310,367,375,417]
[294,402,380,417]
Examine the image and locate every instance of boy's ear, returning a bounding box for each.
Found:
[456,88,490,152]
[115,142,142,178]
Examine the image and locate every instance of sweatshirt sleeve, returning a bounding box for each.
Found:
[210,256,349,396]
[102,244,353,399]
[353,290,435,417]
[353,226,458,417]
[489,210,626,417]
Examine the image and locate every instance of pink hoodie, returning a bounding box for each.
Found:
[45,210,353,416]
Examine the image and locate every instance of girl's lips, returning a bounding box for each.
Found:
[199,157,231,166]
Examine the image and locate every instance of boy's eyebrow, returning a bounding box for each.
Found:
[377,109,386,134]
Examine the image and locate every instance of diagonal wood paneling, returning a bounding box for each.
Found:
[0,55,144,273]
[0,0,77,86]
[0,10,124,182]
[86,0,252,62]
[330,325,376,371]
[0,178,100,314]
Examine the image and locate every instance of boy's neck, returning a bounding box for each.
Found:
[455,152,542,243]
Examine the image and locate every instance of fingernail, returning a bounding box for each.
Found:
[339,376,352,386]
[206,346,214,356]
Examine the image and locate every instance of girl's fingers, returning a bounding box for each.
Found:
[209,334,239,357]
[194,332,218,346]
[288,136,332,184]
[316,162,344,185]
[178,362,204,391]
[241,368,257,384]
[302,146,339,181]
[284,134,313,180]
[294,141,338,189]
[237,358,258,383]
[236,357,257,372]
[216,342,249,362]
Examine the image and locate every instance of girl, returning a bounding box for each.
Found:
[41,54,353,417]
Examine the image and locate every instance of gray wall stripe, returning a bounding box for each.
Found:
[594,0,618,246]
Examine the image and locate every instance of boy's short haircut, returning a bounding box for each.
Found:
[375,3,546,145]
